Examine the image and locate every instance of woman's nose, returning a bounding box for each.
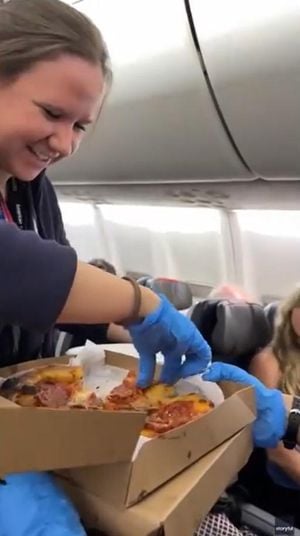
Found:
[48,126,76,158]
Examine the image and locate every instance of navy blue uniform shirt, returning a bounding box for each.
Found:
[0,173,108,366]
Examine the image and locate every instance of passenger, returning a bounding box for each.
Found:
[248,288,300,523]
[250,286,300,397]
[204,362,300,529]
[209,284,300,522]
[212,284,300,514]
[0,0,211,534]
[89,258,117,275]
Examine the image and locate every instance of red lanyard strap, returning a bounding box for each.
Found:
[0,194,14,223]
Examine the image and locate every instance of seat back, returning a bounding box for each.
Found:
[241,503,300,535]
[264,301,279,333]
[137,277,193,310]
[191,299,272,367]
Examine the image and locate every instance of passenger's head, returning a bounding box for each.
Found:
[208,283,258,303]
[272,287,300,395]
[0,0,111,182]
[89,258,117,275]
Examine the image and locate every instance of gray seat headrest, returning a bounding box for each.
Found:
[212,301,271,356]
[191,299,272,361]
[264,302,278,332]
[138,277,193,310]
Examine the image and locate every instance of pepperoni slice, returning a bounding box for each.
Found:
[145,400,199,434]
[37,383,71,408]
[123,370,137,388]
[108,383,138,400]
[106,372,144,409]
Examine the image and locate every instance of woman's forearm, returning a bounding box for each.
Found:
[282,393,293,412]
[58,261,160,324]
[282,394,300,448]
[267,443,300,485]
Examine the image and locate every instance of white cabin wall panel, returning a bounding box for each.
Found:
[165,233,224,284]
[59,201,230,291]
[98,206,225,286]
[102,223,155,276]
[59,202,107,262]
[236,210,300,300]
[239,234,300,299]
[102,225,225,285]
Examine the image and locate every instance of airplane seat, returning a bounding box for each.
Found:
[54,331,74,357]
[137,276,193,310]
[136,275,153,287]
[190,299,272,369]
[264,301,279,332]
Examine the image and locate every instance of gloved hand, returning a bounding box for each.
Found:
[203,362,286,448]
[128,294,211,387]
[0,471,86,536]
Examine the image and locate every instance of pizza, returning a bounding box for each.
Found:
[104,370,176,411]
[0,365,214,434]
[104,371,214,435]
[0,364,102,410]
[143,395,214,436]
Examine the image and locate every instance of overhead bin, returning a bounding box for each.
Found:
[189,0,300,179]
[50,0,253,185]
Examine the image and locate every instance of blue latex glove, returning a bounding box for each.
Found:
[128,294,211,387]
[0,471,86,536]
[203,362,286,448]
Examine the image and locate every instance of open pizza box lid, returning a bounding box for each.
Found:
[0,355,146,475]
[57,425,253,536]
[57,350,256,508]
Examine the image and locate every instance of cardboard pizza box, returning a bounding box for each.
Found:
[0,350,255,499]
[0,355,146,475]
[57,426,253,536]
[58,350,256,507]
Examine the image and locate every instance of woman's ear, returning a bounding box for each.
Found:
[291,307,300,336]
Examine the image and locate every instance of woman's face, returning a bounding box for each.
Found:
[0,54,105,181]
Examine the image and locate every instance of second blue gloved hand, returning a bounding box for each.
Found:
[0,471,86,536]
[203,362,286,448]
[128,295,211,387]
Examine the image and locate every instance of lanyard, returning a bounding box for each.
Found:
[8,178,25,229]
[5,178,38,232]
[0,193,14,223]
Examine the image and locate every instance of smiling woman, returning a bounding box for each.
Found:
[0,0,111,188]
[0,55,105,182]
[0,2,116,534]
[0,2,216,535]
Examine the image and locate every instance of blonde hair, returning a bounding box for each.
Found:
[272,287,300,395]
[0,0,111,84]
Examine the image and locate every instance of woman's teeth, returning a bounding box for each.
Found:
[29,147,51,163]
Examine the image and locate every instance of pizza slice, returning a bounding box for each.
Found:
[0,364,102,409]
[104,370,214,435]
[143,396,214,436]
[104,370,176,411]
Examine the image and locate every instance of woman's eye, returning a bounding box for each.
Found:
[42,107,86,132]
[44,108,60,120]
[74,123,86,132]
